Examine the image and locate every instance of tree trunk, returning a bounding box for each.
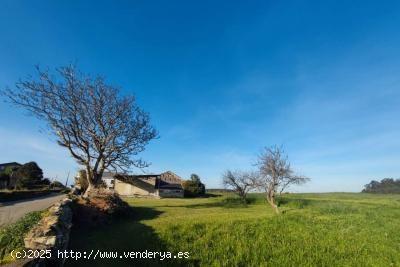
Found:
[267,189,280,214]
[240,193,247,203]
[83,167,94,198]
[83,182,93,198]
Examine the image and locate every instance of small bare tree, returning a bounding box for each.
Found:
[256,146,309,213]
[2,65,157,197]
[222,170,259,202]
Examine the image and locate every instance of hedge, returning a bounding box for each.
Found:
[0,189,62,202]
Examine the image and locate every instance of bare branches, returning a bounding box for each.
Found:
[2,64,158,192]
[256,146,310,213]
[222,170,259,202]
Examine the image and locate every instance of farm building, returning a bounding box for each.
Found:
[111,171,184,198]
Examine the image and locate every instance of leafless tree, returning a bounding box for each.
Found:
[222,170,259,202]
[2,65,157,197]
[256,146,309,213]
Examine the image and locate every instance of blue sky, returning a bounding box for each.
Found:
[1,0,400,191]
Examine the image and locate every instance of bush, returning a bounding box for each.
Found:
[72,191,131,227]
[182,174,206,197]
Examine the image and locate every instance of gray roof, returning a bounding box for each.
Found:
[115,171,184,191]
[0,162,21,170]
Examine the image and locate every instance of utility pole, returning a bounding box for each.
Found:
[65,171,70,187]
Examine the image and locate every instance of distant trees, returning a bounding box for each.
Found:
[14,162,44,189]
[2,65,157,197]
[182,174,206,197]
[362,178,400,194]
[50,180,65,189]
[255,146,309,213]
[222,170,258,202]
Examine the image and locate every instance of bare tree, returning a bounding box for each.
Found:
[2,65,158,197]
[256,146,309,213]
[222,170,259,202]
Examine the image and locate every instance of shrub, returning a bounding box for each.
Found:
[182,174,206,197]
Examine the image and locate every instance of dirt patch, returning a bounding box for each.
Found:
[72,191,131,226]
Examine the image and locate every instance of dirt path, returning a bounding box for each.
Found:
[0,193,66,226]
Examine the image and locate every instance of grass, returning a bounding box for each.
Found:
[67,193,400,266]
[0,210,45,264]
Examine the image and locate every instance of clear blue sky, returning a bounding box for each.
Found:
[1,0,400,192]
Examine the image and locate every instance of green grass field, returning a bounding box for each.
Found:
[67,193,400,266]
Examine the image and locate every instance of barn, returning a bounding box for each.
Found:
[112,171,184,198]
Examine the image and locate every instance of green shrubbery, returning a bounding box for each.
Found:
[362,178,400,193]
[0,211,44,264]
[182,174,206,197]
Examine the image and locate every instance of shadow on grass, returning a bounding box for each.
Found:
[183,193,221,199]
[277,197,312,209]
[159,197,261,209]
[66,205,199,267]
[169,196,316,211]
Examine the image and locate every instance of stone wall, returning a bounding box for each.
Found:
[158,188,184,198]
[23,197,72,266]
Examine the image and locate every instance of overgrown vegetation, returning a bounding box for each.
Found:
[0,211,44,264]
[67,193,400,266]
[362,178,400,193]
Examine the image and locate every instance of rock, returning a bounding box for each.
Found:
[24,198,72,252]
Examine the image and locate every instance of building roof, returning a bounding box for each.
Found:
[156,182,183,190]
[0,162,21,167]
[114,171,184,191]
[0,162,21,170]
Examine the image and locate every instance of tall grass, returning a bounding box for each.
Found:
[0,210,44,264]
[67,193,400,266]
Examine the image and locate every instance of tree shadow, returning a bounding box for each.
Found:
[159,197,258,209]
[66,205,199,267]
[180,193,221,199]
[277,197,312,209]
